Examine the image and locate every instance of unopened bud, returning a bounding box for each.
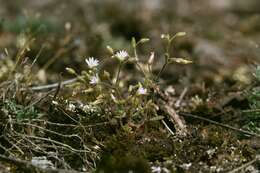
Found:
[103,70,110,79]
[66,67,76,74]
[161,34,170,40]
[175,32,186,37]
[169,58,192,64]
[139,38,150,44]
[106,45,114,55]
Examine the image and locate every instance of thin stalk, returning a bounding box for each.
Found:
[115,62,122,85]
[155,62,167,81]
[133,46,147,77]
[155,40,171,81]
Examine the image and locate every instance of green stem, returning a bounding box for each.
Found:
[133,46,147,77]
[115,62,122,86]
[155,62,167,81]
[155,40,171,81]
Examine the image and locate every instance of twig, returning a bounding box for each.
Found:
[162,120,175,136]
[151,84,187,135]
[29,89,55,107]
[175,87,188,108]
[0,143,15,157]
[0,154,82,173]
[243,109,260,113]
[165,105,187,136]
[227,155,260,173]
[2,119,110,128]
[179,112,260,138]
[56,106,93,138]
[25,78,78,91]
[14,122,81,139]
[3,136,24,155]
[15,133,91,153]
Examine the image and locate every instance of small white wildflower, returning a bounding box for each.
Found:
[151,166,161,173]
[85,57,99,68]
[67,103,76,112]
[89,74,99,85]
[137,85,147,95]
[115,50,128,61]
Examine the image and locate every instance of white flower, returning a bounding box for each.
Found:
[67,103,76,111]
[85,57,99,68]
[151,166,169,173]
[137,86,147,95]
[115,50,128,61]
[151,166,161,173]
[89,74,99,85]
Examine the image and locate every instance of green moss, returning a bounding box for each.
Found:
[98,124,256,171]
[96,154,151,173]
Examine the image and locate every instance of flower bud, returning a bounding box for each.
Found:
[106,45,114,55]
[169,58,192,64]
[139,38,150,44]
[161,34,170,40]
[175,32,186,37]
[66,67,76,75]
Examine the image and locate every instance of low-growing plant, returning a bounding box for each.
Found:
[3,100,40,120]
[66,32,192,133]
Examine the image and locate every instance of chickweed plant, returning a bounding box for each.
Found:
[66,32,192,131]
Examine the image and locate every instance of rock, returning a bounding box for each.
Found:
[230,0,260,13]
[209,0,260,13]
[209,0,232,11]
[194,40,228,66]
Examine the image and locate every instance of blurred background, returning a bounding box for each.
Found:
[1,0,260,89]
